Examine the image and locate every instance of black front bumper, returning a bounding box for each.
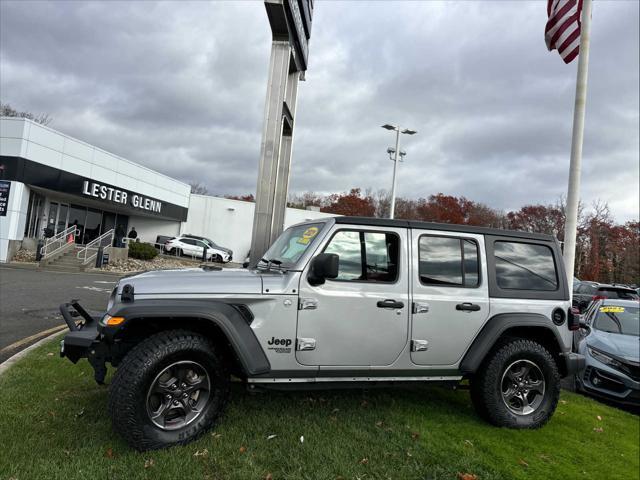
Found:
[59,301,108,384]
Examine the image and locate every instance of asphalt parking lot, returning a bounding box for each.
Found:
[0,265,123,362]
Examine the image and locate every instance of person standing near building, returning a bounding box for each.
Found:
[128,227,138,242]
[115,224,125,247]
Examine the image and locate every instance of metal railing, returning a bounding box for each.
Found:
[40,225,79,260]
[77,229,115,265]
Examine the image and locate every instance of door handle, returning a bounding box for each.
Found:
[456,302,481,312]
[377,299,405,309]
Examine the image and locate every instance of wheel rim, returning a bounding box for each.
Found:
[146,360,211,431]
[500,359,546,416]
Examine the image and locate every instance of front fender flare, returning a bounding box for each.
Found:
[107,299,270,376]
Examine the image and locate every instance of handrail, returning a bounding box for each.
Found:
[40,225,79,260]
[77,229,115,265]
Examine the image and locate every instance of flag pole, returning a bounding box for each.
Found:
[563,0,593,289]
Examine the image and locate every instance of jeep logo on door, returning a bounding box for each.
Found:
[267,337,292,353]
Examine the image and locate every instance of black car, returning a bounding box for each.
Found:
[573,282,639,313]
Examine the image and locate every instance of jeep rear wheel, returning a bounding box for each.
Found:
[470,339,560,429]
[108,330,230,451]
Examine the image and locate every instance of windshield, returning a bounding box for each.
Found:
[260,223,324,269]
[594,305,639,336]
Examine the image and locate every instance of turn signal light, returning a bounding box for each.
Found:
[105,316,125,326]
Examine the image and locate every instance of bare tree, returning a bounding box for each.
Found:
[1,103,52,126]
[189,182,209,195]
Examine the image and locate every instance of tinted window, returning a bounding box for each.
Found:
[181,238,196,246]
[599,288,639,300]
[419,236,479,287]
[324,230,399,283]
[494,242,557,291]
[579,283,596,294]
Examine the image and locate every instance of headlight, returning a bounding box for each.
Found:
[588,347,623,369]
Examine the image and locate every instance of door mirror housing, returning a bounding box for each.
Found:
[308,253,339,286]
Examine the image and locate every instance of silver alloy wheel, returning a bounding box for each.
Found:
[146,360,211,431]
[500,359,546,416]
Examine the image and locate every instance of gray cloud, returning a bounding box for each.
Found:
[1,0,638,220]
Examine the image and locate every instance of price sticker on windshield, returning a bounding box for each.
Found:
[600,306,625,313]
[297,226,319,245]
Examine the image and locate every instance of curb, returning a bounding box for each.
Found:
[0,330,67,377]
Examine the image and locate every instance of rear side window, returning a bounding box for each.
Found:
[494,241,558,291]
[418,236,479,287]
[324,230,399,283]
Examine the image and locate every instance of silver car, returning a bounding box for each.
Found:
[60,216,585,451]
[575,299,640,405]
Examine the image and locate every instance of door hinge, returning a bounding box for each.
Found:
[298,297,318,310]
[412,302,429,314]
[411,339,429,352]
[296,338,316,351]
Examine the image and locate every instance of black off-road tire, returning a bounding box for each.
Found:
[470,339,560,429]
[108,330,230,451]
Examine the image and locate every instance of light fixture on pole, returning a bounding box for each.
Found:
[381,124,417,219]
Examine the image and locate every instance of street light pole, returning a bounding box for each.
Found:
[389,128,401,220]
[382,124,416,219]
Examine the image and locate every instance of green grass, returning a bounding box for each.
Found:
[1,339,638,480]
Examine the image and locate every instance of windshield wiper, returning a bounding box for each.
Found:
[258,257,284,272]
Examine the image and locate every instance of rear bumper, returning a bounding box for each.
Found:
[59,302,108,384]
[563,352,586,376]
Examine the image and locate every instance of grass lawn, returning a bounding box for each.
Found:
[1,338,638,480]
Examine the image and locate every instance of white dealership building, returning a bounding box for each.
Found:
[0,117,333,263]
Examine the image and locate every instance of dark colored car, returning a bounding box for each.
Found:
[575,299,640,405]
[182,234,233,261]
[572,282,639,313]
[155,235,175,251]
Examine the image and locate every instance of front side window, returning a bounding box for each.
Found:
[324,230,399,283]
[494,241,558,291]
[419,236,480,287]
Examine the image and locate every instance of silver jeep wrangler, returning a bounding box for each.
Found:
[60,216,585,451]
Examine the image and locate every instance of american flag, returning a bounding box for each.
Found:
[545,0,584,64]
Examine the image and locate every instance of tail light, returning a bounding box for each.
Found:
[568,307,581,331]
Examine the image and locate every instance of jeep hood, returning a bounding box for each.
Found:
[117,268,262,295]
[589,330,640,363]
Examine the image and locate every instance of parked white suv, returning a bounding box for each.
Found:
[164,236,230,262]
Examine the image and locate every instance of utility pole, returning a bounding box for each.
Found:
[381,124,417,219]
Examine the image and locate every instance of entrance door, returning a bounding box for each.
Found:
[296,225,409,367]
[410,231,490,366]
[56,203,69,235]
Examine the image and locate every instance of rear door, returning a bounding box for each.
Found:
[410,230,490,365]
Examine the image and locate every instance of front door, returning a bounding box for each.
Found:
[410,230,490,366]
[296,225,409,367]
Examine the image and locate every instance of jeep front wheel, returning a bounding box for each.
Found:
[470,339,560,429]
[108,330,230,451]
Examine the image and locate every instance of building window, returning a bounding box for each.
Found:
[494,241,558,291]
[324,230,399,283]
[418,235,480,287]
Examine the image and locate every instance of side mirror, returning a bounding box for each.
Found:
[308,253,339,286]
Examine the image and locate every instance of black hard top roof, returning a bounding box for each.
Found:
[328,216,556,242]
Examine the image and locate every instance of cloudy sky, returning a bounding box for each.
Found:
[1,1,638,221]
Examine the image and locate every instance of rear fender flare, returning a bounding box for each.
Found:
[459,313,565,375]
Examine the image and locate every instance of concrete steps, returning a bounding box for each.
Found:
[39,246,87,272]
